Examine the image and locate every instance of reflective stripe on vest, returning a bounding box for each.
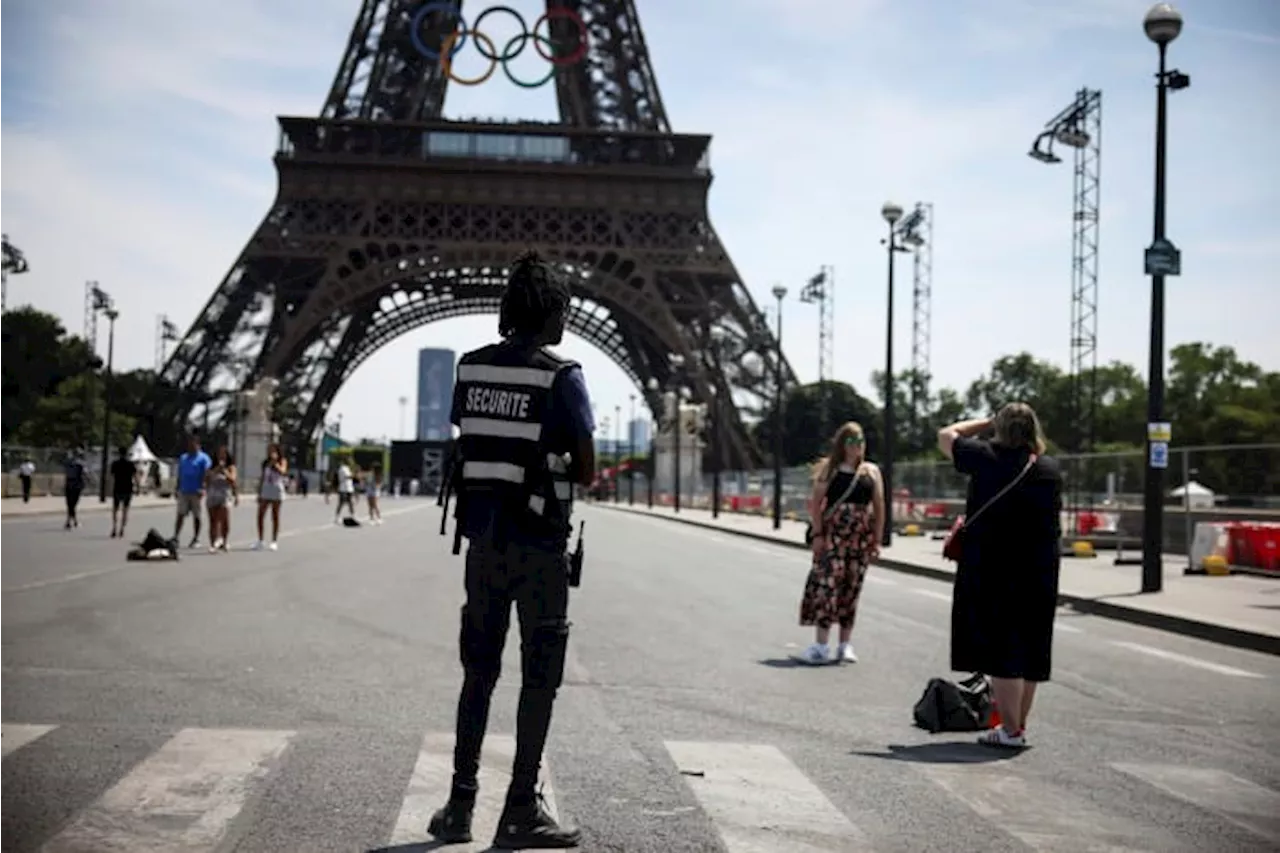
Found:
[529,453,573,516]
[457,364,558,388]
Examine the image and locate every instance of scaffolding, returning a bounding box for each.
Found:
[1029,88,1103,533]
[799,266,834,426]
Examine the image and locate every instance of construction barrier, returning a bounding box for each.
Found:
[1229,522,1280,574]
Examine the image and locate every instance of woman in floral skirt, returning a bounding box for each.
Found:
[798,421,885,665]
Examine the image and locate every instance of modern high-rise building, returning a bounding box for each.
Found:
[416,348,455,441]
[628,418,651,452]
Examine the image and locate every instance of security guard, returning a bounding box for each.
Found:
[429,250,594,849]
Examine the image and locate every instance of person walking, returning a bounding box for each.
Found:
[797,422,885,664]
[427,250,593,849]
[205,446,239,552]
[109,446,139,539]
[63,450,86,530]
[365,467,383,525]
[174,433,212,548]
[333,459,356,522]
[255,443,288,551]
[938,403,1062,749]
[19,456,35,502]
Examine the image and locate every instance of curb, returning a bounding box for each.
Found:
[2,499,173,520]
[591,503,1280,658]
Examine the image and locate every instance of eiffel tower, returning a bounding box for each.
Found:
[160,0,794,466]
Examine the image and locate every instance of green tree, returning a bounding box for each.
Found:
[12,373,133,450]
[2,307,99,442]
[753,381,881,466]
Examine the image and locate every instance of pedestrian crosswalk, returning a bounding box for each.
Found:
[3,722,1278,852]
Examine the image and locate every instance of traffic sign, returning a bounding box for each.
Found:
[1149,441,1169,469]
[1144,238,1181,277]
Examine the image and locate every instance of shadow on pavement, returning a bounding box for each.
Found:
[369,844,499,853]
[757,657,844,669]
[852,743,1022,764]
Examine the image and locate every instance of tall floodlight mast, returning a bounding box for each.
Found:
[893,204,931,449]
[906,204,933,449]
[799,266,834,427]
[1029,88,1102,537]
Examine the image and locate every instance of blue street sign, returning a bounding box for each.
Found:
[1149,441,1169,469]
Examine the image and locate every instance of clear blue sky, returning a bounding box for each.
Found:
[3,0,1277,443]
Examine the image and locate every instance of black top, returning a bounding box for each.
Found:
[953,437,1061,564]
[110,458,136,494]
[824,468,874,507]
[64,458,86,489]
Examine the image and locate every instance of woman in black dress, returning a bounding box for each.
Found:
[938,403,1062,748]
[798,422,885,665]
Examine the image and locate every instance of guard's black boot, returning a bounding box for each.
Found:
[492,793,581,849]
[426,797,474,844]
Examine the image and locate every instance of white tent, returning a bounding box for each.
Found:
[1170,480,1216,509]
[127,435,157,463]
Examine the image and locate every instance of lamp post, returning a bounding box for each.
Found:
[628,393,636,505]
[771,284,787,530]
[1141,2,1188,594]
[709,386,721,519]
[97,307,119,502]
[880,201,906,548]
[647,415,656,509]
[614,404,622,502]
[398,396,408,439]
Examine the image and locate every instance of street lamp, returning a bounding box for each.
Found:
[708,385,721,519]
[614,404,622,502]
[628,393,636,505]
[880,201,909,548]
[98,307,119,502]
[1141,2,1189,594]
[398,396,408,439]
[771,284,787,530]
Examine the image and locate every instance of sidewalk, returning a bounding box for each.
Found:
[1,494,173,518]
[593,501,1280,656]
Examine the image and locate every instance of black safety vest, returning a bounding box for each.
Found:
[454,342,577,536]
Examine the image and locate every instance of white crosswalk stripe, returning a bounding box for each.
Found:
[4,722,1278,851]
[1,723,55,757]
[389,732,561,851]
[665,741,872,852]
[914,762,1179,852]
[39,728,293,853]
[1111,763,1280,845]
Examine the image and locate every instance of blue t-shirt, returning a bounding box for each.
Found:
[452,364,595,547]
[177,450,212,495]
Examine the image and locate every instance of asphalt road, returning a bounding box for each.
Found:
[3,496,1278,852]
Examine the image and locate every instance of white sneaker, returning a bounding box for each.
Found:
[800,643,830,665]
[837,642,858,663]
[252,540,264,551]
[268,541,278,551]
[977,726,1027,748]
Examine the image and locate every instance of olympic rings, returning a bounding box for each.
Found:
[409,3,588,88]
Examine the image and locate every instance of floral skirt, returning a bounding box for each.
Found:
[799,504,876,629]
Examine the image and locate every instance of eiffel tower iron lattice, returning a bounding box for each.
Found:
[159,0,794,467]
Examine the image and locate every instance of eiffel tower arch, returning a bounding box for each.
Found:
[160,0,794,467]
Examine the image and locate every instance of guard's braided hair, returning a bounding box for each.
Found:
[498,249,570,339]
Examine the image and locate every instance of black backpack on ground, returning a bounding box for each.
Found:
[912,674,994,733]
[126,528,179,561]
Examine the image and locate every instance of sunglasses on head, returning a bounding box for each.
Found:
[844,435,864,446]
